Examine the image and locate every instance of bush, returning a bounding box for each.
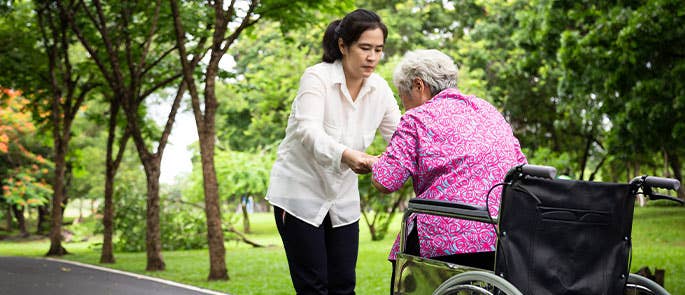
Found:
[113,191,207,252]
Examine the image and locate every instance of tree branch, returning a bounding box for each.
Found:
[89,0,126,89]
[141,46,177,77]
[56,0,115,87]
[138,73,183,103]
[170,0,204,128]
[155,80,186,157]
[220,1,259,53]
[137,0,164,79]
[224,225,269,248]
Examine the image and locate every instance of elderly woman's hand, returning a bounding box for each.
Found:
[365,154,379,169]
[342,149,377,174]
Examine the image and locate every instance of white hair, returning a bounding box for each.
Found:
[392,49,459,97]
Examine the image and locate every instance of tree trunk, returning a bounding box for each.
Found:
[100,166,116,263]
[579,134,592,180]
[11,205,28,237]
[100,101,129,264]
[36,205,49,234]
[47,142,68,256]
[666,151,685,199]
[198,120,228,280]
[143,162,165,271]
[6,205,13,232]
[663,151,671,178]
[38,0,86,257]
[76,199,82,223]
[633,162,641,180]
[588,155,607,182]
[241,201,251,234]
[124,92,180,271]
[170,0,259,281]
[170,0,227,279]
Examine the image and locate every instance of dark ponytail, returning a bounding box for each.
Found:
[321,9,388,63]
[322,20,343,63]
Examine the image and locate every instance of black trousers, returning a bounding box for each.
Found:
[274,206,359,295]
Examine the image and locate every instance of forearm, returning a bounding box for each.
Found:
[371,176,392,194]
[342,148,375,174]
[296,122,346,170]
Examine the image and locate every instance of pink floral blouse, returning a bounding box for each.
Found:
[372,88,527,260]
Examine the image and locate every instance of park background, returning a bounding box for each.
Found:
[1,0,683,294]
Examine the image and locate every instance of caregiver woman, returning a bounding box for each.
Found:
[265,8,401,295]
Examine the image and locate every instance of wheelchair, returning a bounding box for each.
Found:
[391,164,682,295]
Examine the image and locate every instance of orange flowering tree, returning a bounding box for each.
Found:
[1,87,53,210]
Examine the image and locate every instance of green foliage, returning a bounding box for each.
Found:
[111,181,147,252]
[1,166,51,207]
[0,1,47,92]
[161,205,208,251]
[106,142,209,252]
[522,147,572,176]
[68,218,100,243]
[363,0,485,57]
[113,189,208,252]
[67,101,110,203]
[217,21,320,151]
[554,0,685,179]
[257,0,354,34]
[185,148,274,204]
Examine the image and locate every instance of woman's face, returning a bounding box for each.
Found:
[339,28,385,80]
[400,78,431,110]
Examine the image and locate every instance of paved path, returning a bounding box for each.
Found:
[0,256,228,295]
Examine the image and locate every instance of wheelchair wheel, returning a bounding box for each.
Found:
[432,271,523,295]
[624,273,670,295]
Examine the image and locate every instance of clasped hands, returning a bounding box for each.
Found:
[341,149,379,174]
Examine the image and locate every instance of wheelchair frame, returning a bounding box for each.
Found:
[391,164,680,295]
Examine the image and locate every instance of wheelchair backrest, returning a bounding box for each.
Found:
[495,176,635,295]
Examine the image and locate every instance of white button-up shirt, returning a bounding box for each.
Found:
[266,60,401,227]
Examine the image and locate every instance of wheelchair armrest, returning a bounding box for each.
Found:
[409,198,485,210]
[407,198,495,224]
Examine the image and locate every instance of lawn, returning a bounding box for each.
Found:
[1,205,683,294]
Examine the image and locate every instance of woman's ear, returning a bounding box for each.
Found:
[338,38,345,56]
[413,78,423,92]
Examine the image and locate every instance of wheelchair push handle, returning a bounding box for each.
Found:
[520,164,557,179]
[631,175,684,205]
[643,176,680,191]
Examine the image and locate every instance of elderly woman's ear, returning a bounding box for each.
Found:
[412,78,423,92]
[413,78,433,102]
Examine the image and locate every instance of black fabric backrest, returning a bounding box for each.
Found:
[494,176,635,295]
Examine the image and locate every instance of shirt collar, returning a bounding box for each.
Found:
[332,60,377,93]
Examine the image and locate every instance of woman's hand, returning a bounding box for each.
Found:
[342,149,377,174]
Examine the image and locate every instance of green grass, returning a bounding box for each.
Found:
[1,206,683,294]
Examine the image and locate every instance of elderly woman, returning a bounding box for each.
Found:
[370,49,527,271]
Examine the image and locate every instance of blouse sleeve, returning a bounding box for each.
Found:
[378,84,401,144]
[372,114,418,192]
[291,71,347,171]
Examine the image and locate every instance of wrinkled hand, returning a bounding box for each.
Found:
[342,149,377,174]
[365,154,379,170]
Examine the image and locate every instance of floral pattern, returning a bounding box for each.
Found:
[372,88,527,260]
